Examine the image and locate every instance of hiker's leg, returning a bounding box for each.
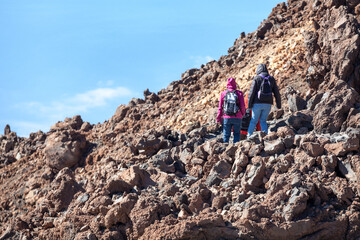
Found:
[223,118,231,143]
[232,118,242,143]
[259,104,272,134]
[248,104,261,136]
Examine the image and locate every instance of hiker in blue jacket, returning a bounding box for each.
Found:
[247,64,281,136]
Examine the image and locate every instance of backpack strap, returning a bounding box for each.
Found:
[259,74,271,80]
[225,89,236,96]
[224,90,229,103]
[224,89,238,103]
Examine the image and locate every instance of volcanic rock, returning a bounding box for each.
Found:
[47,167,84,212]
[1,0,360,239]
[4,124,11,136]
[44,131,87,170]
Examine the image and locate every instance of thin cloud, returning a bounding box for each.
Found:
[190,55,214,68]
[72,87,132,107]
[21,86,133,120]
[9,86,133,137]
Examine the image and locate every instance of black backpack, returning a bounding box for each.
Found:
[241,109,251,131]
[257,74,273,102]
[224,90,239,116]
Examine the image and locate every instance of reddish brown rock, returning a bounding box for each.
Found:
[241,156,265,191]
[47,168,83,212]
[4,124,11,135]
[301,142,324,157]
[1,0,360,239]
[141,213,239,240]
[320,155,338,171]
[104,194,138,227]
[313,81,360,134]
[212,196,227,209]
[44,131,87,170]
[277,126,295,138]
[264,139,285,155]
[105,179,132,194]
[118,165,154,188]
[231,152,248,178]
[128,195,172,239]
[342,108,360,130]
[324,133,359,156]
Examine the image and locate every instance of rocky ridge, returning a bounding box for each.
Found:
[1,0,360,239]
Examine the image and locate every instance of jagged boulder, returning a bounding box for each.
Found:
[288,94,306,112]
[44,131,87,170]
[104,194,138,227]
[324,128,360,156]
[206,159,232,186]
[50,115,84,131]
[313,81,360,133]
[4,124,11,135]
[264,138,285,155]
[286,110,313,131]
[105,179,132,194]
[47,168,84,211]
[241,156,265,191]
[342,107,360,130]
[118,165,155,189]
[2,0,360,239]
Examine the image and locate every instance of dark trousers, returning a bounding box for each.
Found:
[223,118,242,143]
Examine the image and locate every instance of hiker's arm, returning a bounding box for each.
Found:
[216,93,224,123]
[238,91,246,117]
[248,79,257,109]
[273,80,281,109]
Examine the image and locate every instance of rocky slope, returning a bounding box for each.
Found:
[1,0,360,239]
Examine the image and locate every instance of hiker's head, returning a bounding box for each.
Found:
[256,64,268,75]
[227,77,237,90]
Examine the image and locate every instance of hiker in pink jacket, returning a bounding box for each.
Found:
[217,78,246,143]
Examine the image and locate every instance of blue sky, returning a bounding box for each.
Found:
[0,0,283,137]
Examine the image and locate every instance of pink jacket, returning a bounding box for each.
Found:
[217,78,246,123]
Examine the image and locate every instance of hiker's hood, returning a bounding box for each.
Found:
[256,64,269,75]
[227,78,237,91]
